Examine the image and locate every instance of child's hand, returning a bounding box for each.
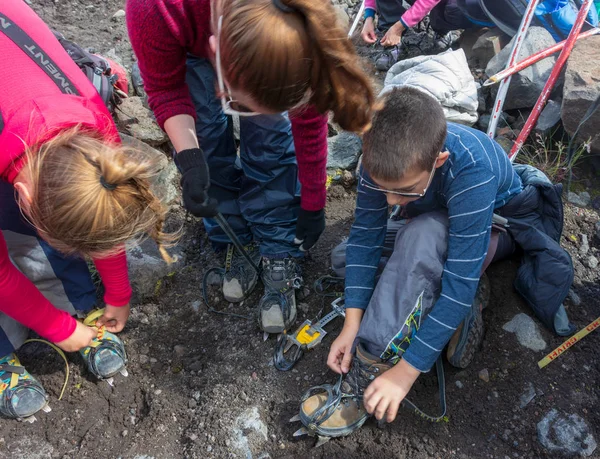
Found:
[363,359,420,422]
[327,327,358,374]
[55,321,97,352]
[96,304,130,333]
[361,17,377,44]
[381,21,405,47]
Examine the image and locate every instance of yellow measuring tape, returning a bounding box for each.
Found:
[538,316,600,369]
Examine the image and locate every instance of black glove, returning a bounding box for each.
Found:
[294,208,325,251]
[174,148,219,218]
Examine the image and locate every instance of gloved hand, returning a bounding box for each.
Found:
[294,208,325,251]
[174,148,219,218]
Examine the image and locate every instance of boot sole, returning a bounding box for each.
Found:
[299,404,368,438]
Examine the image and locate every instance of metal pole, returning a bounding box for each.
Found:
[484,28,600,87]
[214,213,261,274]
[348,0,365,38]
[509,0,594,162]
[487,0,541,139]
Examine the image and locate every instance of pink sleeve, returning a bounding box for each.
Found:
[401,0,442,28]
[365,0,376,11]
[0,232,76,343]
[290,106,329,212]
[93,248,132,307]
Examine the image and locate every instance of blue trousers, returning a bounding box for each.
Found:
[185,57,302,258]
[0,182,95,356]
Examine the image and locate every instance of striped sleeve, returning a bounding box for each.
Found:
[345,167,388,310]
[403,165,497,371]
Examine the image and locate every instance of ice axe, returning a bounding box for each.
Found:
[214,212,261,275]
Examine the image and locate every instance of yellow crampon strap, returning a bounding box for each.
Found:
[538,316,600,369]
[8,355,23,390]
[21,339,69,400]
[83,308,106,348]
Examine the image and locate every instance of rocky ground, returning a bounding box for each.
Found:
[1,1,598,458]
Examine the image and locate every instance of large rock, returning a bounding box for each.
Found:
[537,409,597,456]
[502,313,547,351]
[561,36,600,153]
[471,29,508,68]
[327,132,362,170]
[117,97,168,146]
[486,27,557,110]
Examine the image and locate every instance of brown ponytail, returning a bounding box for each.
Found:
[218,0,377,133]
[23,126,178,262]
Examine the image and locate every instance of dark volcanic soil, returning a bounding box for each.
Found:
[1,1,598,458]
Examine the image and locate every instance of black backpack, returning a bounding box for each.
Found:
[51,30,124,113]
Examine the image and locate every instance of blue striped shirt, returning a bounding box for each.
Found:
[345,123,523,372]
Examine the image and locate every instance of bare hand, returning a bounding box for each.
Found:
[95,304,130,333]
[363,359,420,422]
[327,327,358,374]
[361,17,377,44]
[381,21,405,47]
[55,321,98,352]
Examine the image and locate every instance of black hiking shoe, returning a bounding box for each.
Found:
[297,344,392,438]
[433,30,461,50]
[446,273,490,368]
[258,258,302,334]
[375,46,401,71]
[222,243,262,303]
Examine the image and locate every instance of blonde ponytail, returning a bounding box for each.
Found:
[24,126,178,262]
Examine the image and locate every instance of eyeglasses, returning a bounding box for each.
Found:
[215,15,259,117]
[359,159,438,198]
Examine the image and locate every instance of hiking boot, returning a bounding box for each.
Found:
[223,243,262,303]
[433,30,461,51]
[375,46,401,71]
[80,310,128,380]
[446,273,490,369]
[258,258,302,334]
[0,353,48,420]
[298,344,392,438]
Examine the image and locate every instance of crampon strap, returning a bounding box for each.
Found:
[20,339,69,400]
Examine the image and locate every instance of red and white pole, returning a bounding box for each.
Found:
[487,0,541,139]
[509,0,595,162]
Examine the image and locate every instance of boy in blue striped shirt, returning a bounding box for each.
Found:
[298,86,526,437]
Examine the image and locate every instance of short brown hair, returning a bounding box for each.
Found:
[217,0,377,133]
[24,127,177,262]
[362,87,447,181]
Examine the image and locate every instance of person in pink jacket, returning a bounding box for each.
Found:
[362,0,476,70]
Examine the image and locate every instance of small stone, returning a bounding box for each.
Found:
[154,389,162,395]
[455,381,464,389]
[303,375,309,381]
[188,433,198,441]
[479,369,490,382]
[191,300,201,313]
[207,446,212,453]
[537,409,597,456]
[596,221,600,240]
[150,358,158,364]
[520,382,537,408]
[279,442,286,450]
[503,314,547,351]
[188,399,197,409]
[298,303,309,314]
[586,256,598,269]
[174,345,186,357]
[122,430,128,437]
[111,9,126,20]
[139,354,149,364]
[251,372,258,380]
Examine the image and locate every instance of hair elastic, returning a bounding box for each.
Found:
[100,176,117,191]
[272,0,296,14]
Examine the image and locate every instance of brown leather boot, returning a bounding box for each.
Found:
[297,344,392,438]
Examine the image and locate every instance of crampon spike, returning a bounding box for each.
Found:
[41,404,52,413]
[22,415,37,424]
[293,427,309,437]
[120,368,129,377]
[263,332,269,342]
[106,377,115,387]
[314,436,330,448]
[288,414,301,423]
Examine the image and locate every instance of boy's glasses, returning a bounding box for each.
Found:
[216,15,259,117]
[359,159,438,198]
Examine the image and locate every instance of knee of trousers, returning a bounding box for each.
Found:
[394,212,449,266]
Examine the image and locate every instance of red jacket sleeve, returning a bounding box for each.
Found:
[0,232,76,343]
[290,106,329,211]
[125,1,198,129]
[93,248,132,307]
